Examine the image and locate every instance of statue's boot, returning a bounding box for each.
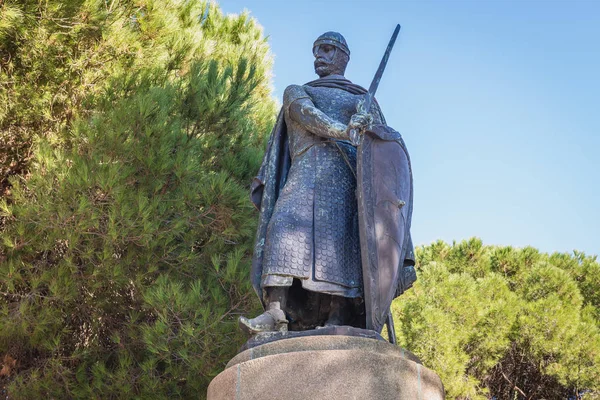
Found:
[239,286,289,335]
[239,308,288,335]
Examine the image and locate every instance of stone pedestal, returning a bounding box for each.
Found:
[207,333,444,400]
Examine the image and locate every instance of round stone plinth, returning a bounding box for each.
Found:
[207,335,444,400]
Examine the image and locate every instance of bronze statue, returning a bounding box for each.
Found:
[240,29,416,338]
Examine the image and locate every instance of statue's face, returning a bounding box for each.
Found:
[313,44,348,78]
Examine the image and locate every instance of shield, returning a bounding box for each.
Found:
[357,125,413,333]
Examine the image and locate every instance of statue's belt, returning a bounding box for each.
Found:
[292,139,357,180]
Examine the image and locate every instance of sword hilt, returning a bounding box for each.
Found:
[349,127,362,146]
[348,98,372,146]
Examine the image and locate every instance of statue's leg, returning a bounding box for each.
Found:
[266,286,288,313]
[324,295,350,327]
[239,287,289,335]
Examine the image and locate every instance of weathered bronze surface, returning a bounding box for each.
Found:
[240,30,415,337]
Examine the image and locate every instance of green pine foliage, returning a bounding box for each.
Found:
[394,238,600,399]
[3,2,598,399]
[0,0,275,398]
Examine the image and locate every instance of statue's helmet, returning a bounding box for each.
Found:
[313,31,350,57]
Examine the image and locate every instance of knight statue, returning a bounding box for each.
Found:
[239,31,416,338]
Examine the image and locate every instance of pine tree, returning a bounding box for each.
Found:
[394,238,600,399]
[0,0,276,398]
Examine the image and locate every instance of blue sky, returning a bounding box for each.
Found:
[221,0,600,256]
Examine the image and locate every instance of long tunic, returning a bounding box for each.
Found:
[260,82,383,297]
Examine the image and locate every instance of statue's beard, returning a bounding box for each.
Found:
[314,59,333,77]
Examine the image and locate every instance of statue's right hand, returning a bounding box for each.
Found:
[349,127,360,146]
[346,113,373,145]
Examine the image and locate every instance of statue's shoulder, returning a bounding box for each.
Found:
[283,84,310,106]
[283,84,308,96]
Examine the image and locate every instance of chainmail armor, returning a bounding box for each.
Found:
[261,84,382,296]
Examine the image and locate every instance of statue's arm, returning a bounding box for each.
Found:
[284,85,349,140]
